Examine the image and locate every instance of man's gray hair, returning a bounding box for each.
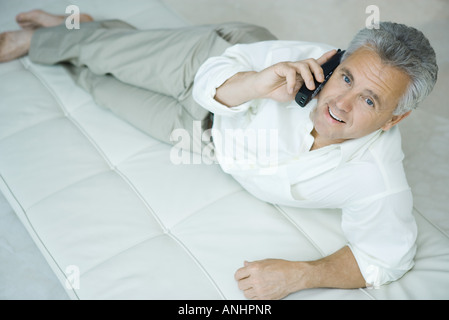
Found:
[343,21,438,115]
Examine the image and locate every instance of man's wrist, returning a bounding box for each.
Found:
[298,247,367,290]
[284,261,313,293]
[214,71,259,107]
[293,261,318,291]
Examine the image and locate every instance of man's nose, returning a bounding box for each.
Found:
[335,92,355,113]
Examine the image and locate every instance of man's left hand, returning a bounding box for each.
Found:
[234,259,306,300]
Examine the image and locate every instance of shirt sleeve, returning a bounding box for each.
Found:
[342,189,418,287]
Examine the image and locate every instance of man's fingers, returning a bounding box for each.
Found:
[234,261,251,281]
[263,51,339,99]
[237,277,253,291]
[284,67,298,94]
[316,49,338,66]
[296,50,338,89]
[242,287,257,300]
[297,62,319,90]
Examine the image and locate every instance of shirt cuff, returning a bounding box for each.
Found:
[347,243,412,288]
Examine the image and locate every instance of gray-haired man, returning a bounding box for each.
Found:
[0,10,438,299]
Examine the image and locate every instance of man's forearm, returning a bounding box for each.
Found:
[214,71,259,107]
[300,246,366,290]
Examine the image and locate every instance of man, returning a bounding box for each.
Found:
[0,10,438,299]
[193,24,437,299]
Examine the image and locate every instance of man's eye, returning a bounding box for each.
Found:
[365,98,374,107]
[343,75,351,84]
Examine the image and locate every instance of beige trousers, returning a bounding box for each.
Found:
[29,20,277,148]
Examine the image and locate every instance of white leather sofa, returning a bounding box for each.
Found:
[1,0,448,300]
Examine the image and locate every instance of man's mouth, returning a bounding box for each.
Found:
[328,106,345,123]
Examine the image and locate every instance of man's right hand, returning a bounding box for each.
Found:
[214,49,337,108]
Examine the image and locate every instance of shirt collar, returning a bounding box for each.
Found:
[302,101,384,166]
[338,129,383,165]
[297,100,384,165]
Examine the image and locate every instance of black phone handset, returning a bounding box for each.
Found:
[295,49,346,107]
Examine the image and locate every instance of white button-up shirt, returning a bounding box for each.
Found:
[192,40,417,287]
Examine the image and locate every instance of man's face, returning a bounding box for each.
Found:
[310,47,411,146]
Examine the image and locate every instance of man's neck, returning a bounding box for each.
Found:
[310,128,346,151]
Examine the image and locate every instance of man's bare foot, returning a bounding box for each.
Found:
[0,30,34,63]
[16,9,93,30]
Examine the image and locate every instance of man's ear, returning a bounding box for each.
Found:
[381,110,412,131]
